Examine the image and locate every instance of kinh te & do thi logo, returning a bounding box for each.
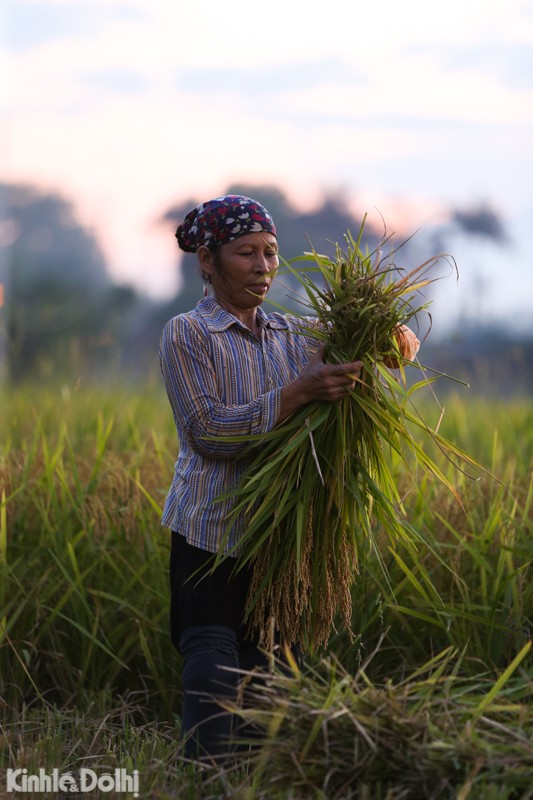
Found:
[5,767,140,796]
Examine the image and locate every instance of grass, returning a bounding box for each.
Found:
[1,380,179,712]
[1,379,532,797]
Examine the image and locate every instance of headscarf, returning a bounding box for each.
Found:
[176,195,277,253]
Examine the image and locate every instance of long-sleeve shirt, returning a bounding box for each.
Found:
[159,296,319,554]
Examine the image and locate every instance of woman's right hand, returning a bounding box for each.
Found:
[278,346,362,423]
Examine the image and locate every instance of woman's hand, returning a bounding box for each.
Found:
[385,324,420,368]
[278,347,363,423]
[297,347,363,402]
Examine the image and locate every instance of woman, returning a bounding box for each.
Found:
[159,195,419,761]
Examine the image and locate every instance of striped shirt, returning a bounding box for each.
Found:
[159,296,319,554]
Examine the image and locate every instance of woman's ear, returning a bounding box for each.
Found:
[197,245,215,281]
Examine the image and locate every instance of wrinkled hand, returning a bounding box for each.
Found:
[279,346,364,422]
[298,346,363,402]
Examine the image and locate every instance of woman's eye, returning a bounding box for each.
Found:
[238,249,277,257]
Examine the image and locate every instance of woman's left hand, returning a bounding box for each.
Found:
[385,324,420,367]
[396,324,420,360]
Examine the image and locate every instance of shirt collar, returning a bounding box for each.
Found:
[199,296,288,333]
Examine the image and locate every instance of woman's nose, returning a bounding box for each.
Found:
[254,254,269,272]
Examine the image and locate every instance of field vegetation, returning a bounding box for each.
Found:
[1,379,532,798]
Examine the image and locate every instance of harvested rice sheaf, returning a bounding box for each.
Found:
[219,220,478,651]
[228,647,533,799]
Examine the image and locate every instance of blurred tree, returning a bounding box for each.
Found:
[0,183,143,381]
[452,203,508,244]
[447,202,510,329]
[1,183,109,379]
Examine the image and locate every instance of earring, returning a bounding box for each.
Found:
[201,270,210,298]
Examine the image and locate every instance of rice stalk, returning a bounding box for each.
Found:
[216,220,485,651]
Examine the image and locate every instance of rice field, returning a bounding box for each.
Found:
[1,379,532,798]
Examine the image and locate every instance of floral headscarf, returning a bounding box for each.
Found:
[176,195,277,253]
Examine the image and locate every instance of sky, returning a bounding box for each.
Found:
[2,0,533,335]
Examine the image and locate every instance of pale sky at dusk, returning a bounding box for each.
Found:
[3,0,533,334]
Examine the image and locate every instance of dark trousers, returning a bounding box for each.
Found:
[169,533,271,762]
[179,624,270,761]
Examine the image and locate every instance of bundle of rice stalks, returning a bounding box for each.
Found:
[230,644,533,800]
[218,221,480,651]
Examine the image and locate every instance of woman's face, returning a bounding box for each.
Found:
[200,231,279,312]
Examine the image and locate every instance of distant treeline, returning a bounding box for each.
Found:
[1,180,529,394]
